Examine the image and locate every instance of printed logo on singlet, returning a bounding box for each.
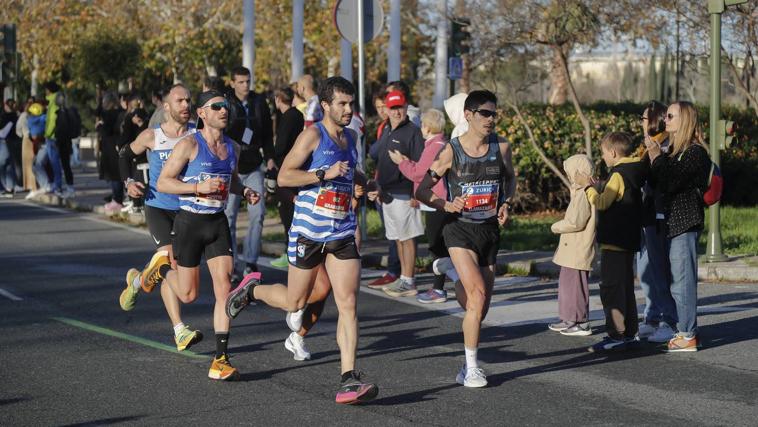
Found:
[460,180,499,220]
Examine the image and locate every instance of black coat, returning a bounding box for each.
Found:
[226,90,274,174]
[97,108,124,182]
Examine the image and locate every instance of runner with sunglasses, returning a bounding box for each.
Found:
[133,90,261,381]
[416,90,516,388]
[117,84,204,353]
[224,77,378,404]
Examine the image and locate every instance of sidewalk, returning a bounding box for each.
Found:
[24,164,758,283]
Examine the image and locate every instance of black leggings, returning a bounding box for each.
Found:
[425,210,451,290]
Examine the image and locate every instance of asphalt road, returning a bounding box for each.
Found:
[1,199,757,426]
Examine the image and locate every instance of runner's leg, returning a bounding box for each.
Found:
[324,255,360,374]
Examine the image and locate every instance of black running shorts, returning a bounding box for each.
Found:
[442,220,500,267]
[172,210,233,268]
[290,235,361,270]
[144,205,177,249]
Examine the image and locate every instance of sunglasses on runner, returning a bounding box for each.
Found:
[470,108,498,119]
[203,101,229,111]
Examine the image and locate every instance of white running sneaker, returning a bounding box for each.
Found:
[455,365,488,388]
[284,332,311,361]
[647,323,676,343]
[638,322,657,339]
[286,307,306,332]
[432,257,454,276]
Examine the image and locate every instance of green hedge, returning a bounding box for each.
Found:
[498,102,758,211]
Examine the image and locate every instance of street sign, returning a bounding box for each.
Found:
[334,0,384,44]
[448,56,462,80]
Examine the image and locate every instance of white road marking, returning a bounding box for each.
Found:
[0,287,23,301]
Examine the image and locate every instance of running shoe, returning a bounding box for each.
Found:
[548,320,573,332]
[175,326,203,352]
[366,273,397,289]
[416,288,447,304]
[284,332,311,361]
[270,254,289,268]
[286,307,306,332]
[560,322,592,336]
[119,268,140,311]
[140,250,169,293]
[432,257,454,275]
[456,365,488,388]
[588,336,627,353]
[383,279,417,297]
[666,334,698,352]
[335,371,378,404]
[208,354,239,381]
[225,271,261,319]
[647,323,675,343]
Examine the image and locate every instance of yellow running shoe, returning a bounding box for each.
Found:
[140,250,169,293]
[208,354,239,381]
[119,268,140,311]
[175,327,203,352]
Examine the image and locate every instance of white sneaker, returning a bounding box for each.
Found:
[432,257,454,275]
[25,189,44,200]
[455,365,487,388]
[286,307,306,332]
[647,323,676,343]
[62,186,76,198]
[638,322,657,339]
[284,332,311,361]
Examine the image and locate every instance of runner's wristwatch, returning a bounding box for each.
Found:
[315,169,326,183]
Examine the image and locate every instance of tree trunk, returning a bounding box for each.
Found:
[454,0,470,93]
[723,46,758,114]
[554,45,593,159]
[548,45,570,105]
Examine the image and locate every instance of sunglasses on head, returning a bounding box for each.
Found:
[470,108,498,118]
[203,101,229,111]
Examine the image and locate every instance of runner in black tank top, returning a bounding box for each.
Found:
[415,90,516,389]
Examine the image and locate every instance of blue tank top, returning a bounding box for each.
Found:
[289,123,357,244]
[178,132,237,214]
[145,124,196,210]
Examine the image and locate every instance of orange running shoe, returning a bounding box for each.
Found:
[208,354,239,381]
[140,251,169,293]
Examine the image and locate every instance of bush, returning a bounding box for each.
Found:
[498,102,758,212]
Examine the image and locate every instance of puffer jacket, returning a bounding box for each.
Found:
[552,154,597,271]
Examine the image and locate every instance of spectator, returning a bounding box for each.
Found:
[644,101,711,353]
[291,81,307,115]
[53,92,81,198]
[368,90,425,298]
[297,74,322,127]
[16,97,37,192]
[27,100,50,199]
[444,92,469,139]
[225,66,274,280]
[148,88,166,129]
[97,91,127,214]
[386,80,420,127]
[43,82,65,196]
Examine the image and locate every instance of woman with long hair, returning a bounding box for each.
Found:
[644,101,710,352]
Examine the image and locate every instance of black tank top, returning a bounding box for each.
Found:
[446,135,505,224]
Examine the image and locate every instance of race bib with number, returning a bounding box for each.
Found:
[313,181,352,219]
[461,182,499,220]
[196,172,232,207]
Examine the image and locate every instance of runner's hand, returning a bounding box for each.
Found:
[244,187,261,205]
[497,204,510,226]
[126,181,145,198]
[354,183,365,198]
[325,161,349,180]
[197,177,223,194]
[445,196,466,213]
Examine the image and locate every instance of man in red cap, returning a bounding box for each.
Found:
[367,89,425,297]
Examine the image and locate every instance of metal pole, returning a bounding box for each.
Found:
[706,6,726,262]
[341,38,353,82]
[242,0,255,84]
[292,0,305,82]
[433,0,448,109]
[387,0,401,82]
[358,0,367,241]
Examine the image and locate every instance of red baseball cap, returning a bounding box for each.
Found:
[384,90,406,108]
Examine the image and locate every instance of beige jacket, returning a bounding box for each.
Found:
[552,154,596,271]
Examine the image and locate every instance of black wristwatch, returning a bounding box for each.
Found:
[315,169,326,183]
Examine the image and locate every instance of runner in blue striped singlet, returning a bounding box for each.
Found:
[133,90,261,381]
[116,84,204,353]
[225,77,378,405]
[416,90,516,389]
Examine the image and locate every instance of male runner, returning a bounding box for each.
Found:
[225,77,378,404]
[137,90,260,380]
[416,90,516,388]
[117,84,202,352]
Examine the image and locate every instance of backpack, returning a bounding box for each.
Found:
[57,106,82,140]
[703,161,723,206]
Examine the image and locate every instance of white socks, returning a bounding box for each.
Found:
[465,347,479,369]
[173,322,185,337]
[131,273,141,290]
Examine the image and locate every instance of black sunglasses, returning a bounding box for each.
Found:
[666,113,676,120]
[204,101,229,111]
[470,108,498,118]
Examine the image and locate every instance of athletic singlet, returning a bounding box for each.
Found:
[178,132,236,214]
[145,124,196,210]
[289,122,357,245]
[446,134,506,224]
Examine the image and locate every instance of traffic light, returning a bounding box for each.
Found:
[717,119,736,150]
[450,17,471,57]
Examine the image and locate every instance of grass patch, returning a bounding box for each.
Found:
[501,213,561,251]
[700,206,758,256]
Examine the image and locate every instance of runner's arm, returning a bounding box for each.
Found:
[118,128,152,181]
[156,136,200,195]
[415,144,458,212]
